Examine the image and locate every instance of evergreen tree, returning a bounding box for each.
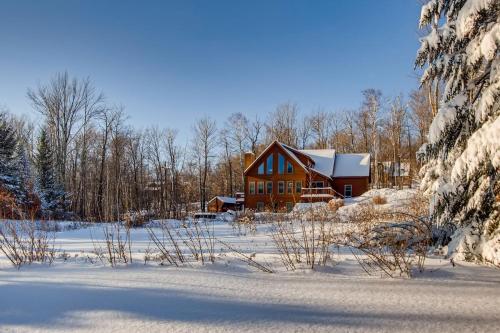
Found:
[0,113,20,196]
[13,141,35,210]
[36,128,65,218]
[416,0,499,264]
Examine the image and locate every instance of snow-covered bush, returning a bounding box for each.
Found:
[416,0,500,265]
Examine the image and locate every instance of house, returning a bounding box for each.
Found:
[380,161,412,188]
[243,141,370,212]
[207,196,239,212]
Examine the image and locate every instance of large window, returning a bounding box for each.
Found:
[287,181,293,194]
[344,184,353,198]
[257,181,264,194]
[278,153,285,174]
[278,181,285,194]
[256,202,264,212]
[295,181,302,193]
[249,182,255,195]
[257,163,264,175]
[266,181,273,194]
[266,154,273,174]
[287,161,293,173]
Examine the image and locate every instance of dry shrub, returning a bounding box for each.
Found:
[91,223,133,266]
[328,198,344,211]
[271,206,335,271]
[339,193,431,278]
[123,211,151,228]
[232,210,257,235]
[372,195,388,205]
[0,220,55,268]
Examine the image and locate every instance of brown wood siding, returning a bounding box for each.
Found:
[332,177,369,197]
[207,198,237,212]
[244,142,334,210]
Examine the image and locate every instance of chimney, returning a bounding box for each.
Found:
[244,151,255,169]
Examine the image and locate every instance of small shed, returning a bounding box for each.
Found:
[207,196,238,212]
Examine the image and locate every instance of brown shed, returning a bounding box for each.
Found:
[207,196,238,212]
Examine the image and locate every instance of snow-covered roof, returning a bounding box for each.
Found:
[333,154,370,177]
[210,196,237,204]
[298,149,336,177]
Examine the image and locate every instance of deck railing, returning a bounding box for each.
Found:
[300,187,336,197]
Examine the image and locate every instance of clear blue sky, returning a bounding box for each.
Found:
[0,0,422,141]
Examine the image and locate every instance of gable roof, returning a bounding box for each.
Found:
[244,141,370,179]
[333,154,370,177]
[209,196,237,204]
[298,149,336,178]
[244,141,309,175]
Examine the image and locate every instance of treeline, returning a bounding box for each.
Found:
[0,72,434,221]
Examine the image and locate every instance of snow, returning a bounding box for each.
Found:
[451,116,500,182]
[332,153,370,177]
[1,232,500,332]
[428,94,467,144]
[211,196,237,204]
[298,149,336,177]
[1,189,499,332]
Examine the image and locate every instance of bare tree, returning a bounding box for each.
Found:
[386,96,407,188]
[226,113,249,189]
[309,109,331,149]
[27,72,104,188]
[192,117,217,212]
[266,102,298,146]
[246,116,263,154]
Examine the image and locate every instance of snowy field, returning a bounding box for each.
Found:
[1,190,499,332]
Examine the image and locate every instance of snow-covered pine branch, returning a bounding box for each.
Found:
[416,0,499,265]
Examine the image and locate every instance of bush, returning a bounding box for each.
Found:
[328,198,344,211]
[0,220,55,268]
[372,195,387,205]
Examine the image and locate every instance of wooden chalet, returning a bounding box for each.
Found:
[243,141,370,212]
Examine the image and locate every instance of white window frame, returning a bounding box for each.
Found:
[278,181,285,195]
[249,181,255,195]
[257,181,264,194]
[344,184,353,198]
[266,181,273,194]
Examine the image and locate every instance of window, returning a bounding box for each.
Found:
[295,181,302,193]
[257,181,264,194]
[266,154,273,174]
[249,182,255,195]
[266,181,273,194]
[278,181,285,194]
[256,202,264,212]
[257,163,264,175]
[278,153,285,174]
[344,184,353,198]
[311,181,324,188]
[286,202,294,212]
[287,181,293,194]
[286,161,293,173]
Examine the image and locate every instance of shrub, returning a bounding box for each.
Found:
[372,195,387,205]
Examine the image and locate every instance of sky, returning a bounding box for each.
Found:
[0,0,423,143]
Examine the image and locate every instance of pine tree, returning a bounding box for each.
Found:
[36,128,65,218]
[13,141,35,211]
[0,113,20,196]
[416,0,499,264]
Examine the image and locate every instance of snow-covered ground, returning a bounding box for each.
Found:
[1,190,499,332]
